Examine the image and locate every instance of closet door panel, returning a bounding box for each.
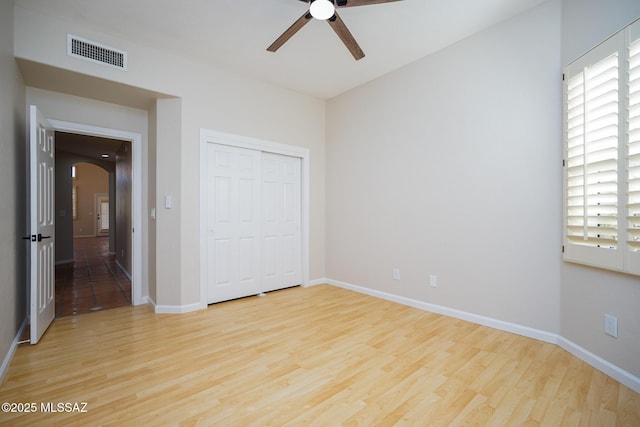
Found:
[207,144,261,303]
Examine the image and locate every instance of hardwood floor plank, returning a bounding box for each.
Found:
[0,285,638,426]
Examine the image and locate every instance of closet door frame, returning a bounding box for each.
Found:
[199,129,310,308]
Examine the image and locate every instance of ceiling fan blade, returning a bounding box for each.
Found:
[267,12,313,52]
[337,0,403,7]
[327,11,365,60]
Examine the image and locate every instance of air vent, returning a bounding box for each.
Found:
[67,34,127,70]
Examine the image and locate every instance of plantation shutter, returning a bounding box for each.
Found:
[564,37,622,271]
[627,28,640,275]
[564,19,640,276]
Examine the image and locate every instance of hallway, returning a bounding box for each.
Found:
[55,237,131,317]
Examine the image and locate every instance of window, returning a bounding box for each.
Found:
[563,19,640,276]
[72,186,78,220]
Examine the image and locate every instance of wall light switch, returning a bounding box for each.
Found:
[165,195,172,209]
[151,208,156,219]
[429,274,437,287]
[605,314,618,338]
[392,268,400,281]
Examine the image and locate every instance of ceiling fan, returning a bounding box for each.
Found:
[267,0,403,60]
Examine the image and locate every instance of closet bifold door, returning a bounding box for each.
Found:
[261,152,302,293]
[206,144,302,304]
[207,144,261,303]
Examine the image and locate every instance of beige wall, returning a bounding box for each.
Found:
[0,0,26,380]
[327,1,562,333]
[147,102,157,304]
[155,98,182,306]
[560,0,640,378]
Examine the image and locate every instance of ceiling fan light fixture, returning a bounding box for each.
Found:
[309,0,335,20]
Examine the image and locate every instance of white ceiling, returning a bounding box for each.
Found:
[14,0,547,99]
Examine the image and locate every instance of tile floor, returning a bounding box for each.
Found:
[55,237,131,317]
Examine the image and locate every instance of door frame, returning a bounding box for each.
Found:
[50,119,143,306]
[199,129,310,309]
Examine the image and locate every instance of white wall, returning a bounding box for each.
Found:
[14,4,326,309]
[560,0,640,379]
[0,0,27,381]
[326,1,563,333]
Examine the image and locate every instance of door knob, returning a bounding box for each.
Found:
[22,235,36,241]
[37,234,51,242]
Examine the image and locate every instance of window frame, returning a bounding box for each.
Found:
[563,19,640,276]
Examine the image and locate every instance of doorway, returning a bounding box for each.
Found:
[95,194,110,237]
[50,120,144,307]
[55,136,132,317]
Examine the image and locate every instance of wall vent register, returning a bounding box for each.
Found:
[67,34,127,70]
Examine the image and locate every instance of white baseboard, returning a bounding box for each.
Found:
[115,260,132,282]
[0,318,27,386]
[145,295,156,309]
[325,278,640,394]
[304,278,328,287]
[558,336,640,393]
[135,295,150,307]
[154,301,202,314]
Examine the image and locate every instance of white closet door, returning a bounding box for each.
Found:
[207,144,261,303]
[261,152,301,293]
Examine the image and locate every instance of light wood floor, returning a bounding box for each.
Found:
[1,285,638,426]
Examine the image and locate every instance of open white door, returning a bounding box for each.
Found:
[29,105,55,344]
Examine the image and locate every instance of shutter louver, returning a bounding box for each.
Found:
[566,73,586,244]
[628,38,640,255]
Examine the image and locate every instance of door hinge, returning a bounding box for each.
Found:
[562,245,565,253]
[562,73,565,81]
[562,159,566,167]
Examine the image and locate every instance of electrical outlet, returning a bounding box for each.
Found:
[604,314,618,338]
[429,274,437,287]
[392,268,400,281]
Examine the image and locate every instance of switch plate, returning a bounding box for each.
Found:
[392,268,400,281]
[429,274,437,287]
[605,314,618,337]
[165,195,172,209]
